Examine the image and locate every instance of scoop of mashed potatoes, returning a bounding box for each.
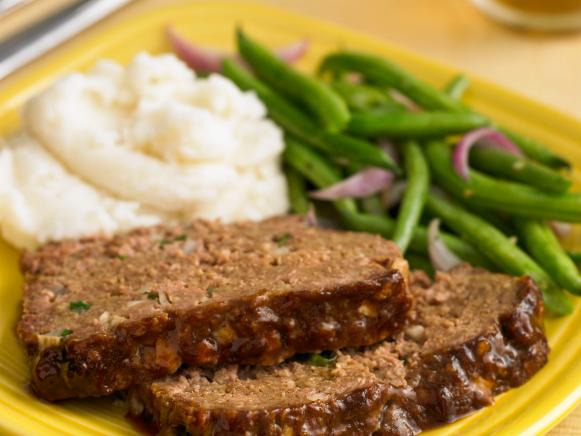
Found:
[0,135,164,250]
[0,53,288,249]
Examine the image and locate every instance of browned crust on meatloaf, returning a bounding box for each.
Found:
[377,274,548,435]
[130,267,548,436]
[17,216,410,400]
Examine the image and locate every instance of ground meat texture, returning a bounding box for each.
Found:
[17,216,410,400]
[130,266,548,436]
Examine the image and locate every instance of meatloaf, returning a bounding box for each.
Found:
[17,216,410,400]
[129,266,548,435]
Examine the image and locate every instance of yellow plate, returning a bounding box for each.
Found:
[1,1,580,435]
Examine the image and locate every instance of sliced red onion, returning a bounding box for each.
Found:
[166,27,224,72]
[275,39,310,64]
[549,221,572,239]
[454,127,523,180]
[310,168,393,200]
[306,204,318,226]
[380,180,407,209]
[166,26,309,73]
[428,219,462,272]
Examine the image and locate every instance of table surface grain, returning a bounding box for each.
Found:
[1,0,580,434]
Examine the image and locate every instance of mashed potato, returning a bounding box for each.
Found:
[0,53,288,249]
[0,135,164,249]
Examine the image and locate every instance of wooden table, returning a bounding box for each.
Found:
[1,0,580,433]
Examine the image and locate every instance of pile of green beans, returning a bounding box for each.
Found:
[319,52,466,112]
[425,141,581,222]
[197,30,580,317]
[282,136,491,269]
[426,195,572,315]
[237,29,349,132]
[222,58,399,173]
[319,51,570,168]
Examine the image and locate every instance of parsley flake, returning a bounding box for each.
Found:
[306,351,337,367]
[274,233,293,246]
[69,301,91,313]
[160,234,188,247]
[116,255,128,260]
[146,291,159,300]
[59,328,73,337]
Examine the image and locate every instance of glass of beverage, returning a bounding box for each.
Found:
[472,0,581,31]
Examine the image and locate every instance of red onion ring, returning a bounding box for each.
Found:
[453,127,523,180]
[549,221,572,239]
[166,26,309,73]
[306,205,318,226]
[167,27,224,72]
[428,219,462,272]
[310,168,394,200]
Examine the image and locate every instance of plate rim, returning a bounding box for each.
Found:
[0,1,580,435]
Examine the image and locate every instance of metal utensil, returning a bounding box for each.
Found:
[0,0,129,80]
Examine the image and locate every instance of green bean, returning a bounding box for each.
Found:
[285,167,310,214]
[331,80,403,112]
[514,219,581,295]
[222,59,399,173]
[320,52,569,168]
[500,128,570,170]
[569,252,581,264]
[392,141,429,253]
[450,195,514,235]
[340,210,493,269]
[283,137,357,214]
[348,110,488,139]
[321,133,401,174]
[470,147,571,193]
[444,74,470,100]
[237,29,349,132]
[406,253,435,277]
[359,196,386,216]
[426,194,572,315]
[425,140,581,222]
[319,52,465,112]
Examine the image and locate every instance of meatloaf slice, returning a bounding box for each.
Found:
[129,266,548,435]
[17,216,410,401]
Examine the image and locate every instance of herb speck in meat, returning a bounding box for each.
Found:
[274,233,293,246]
[59,328,73,337]
[146,291,159,300]
[69,301,91,313]
[160,234,188,247]
[306,351,337,367]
